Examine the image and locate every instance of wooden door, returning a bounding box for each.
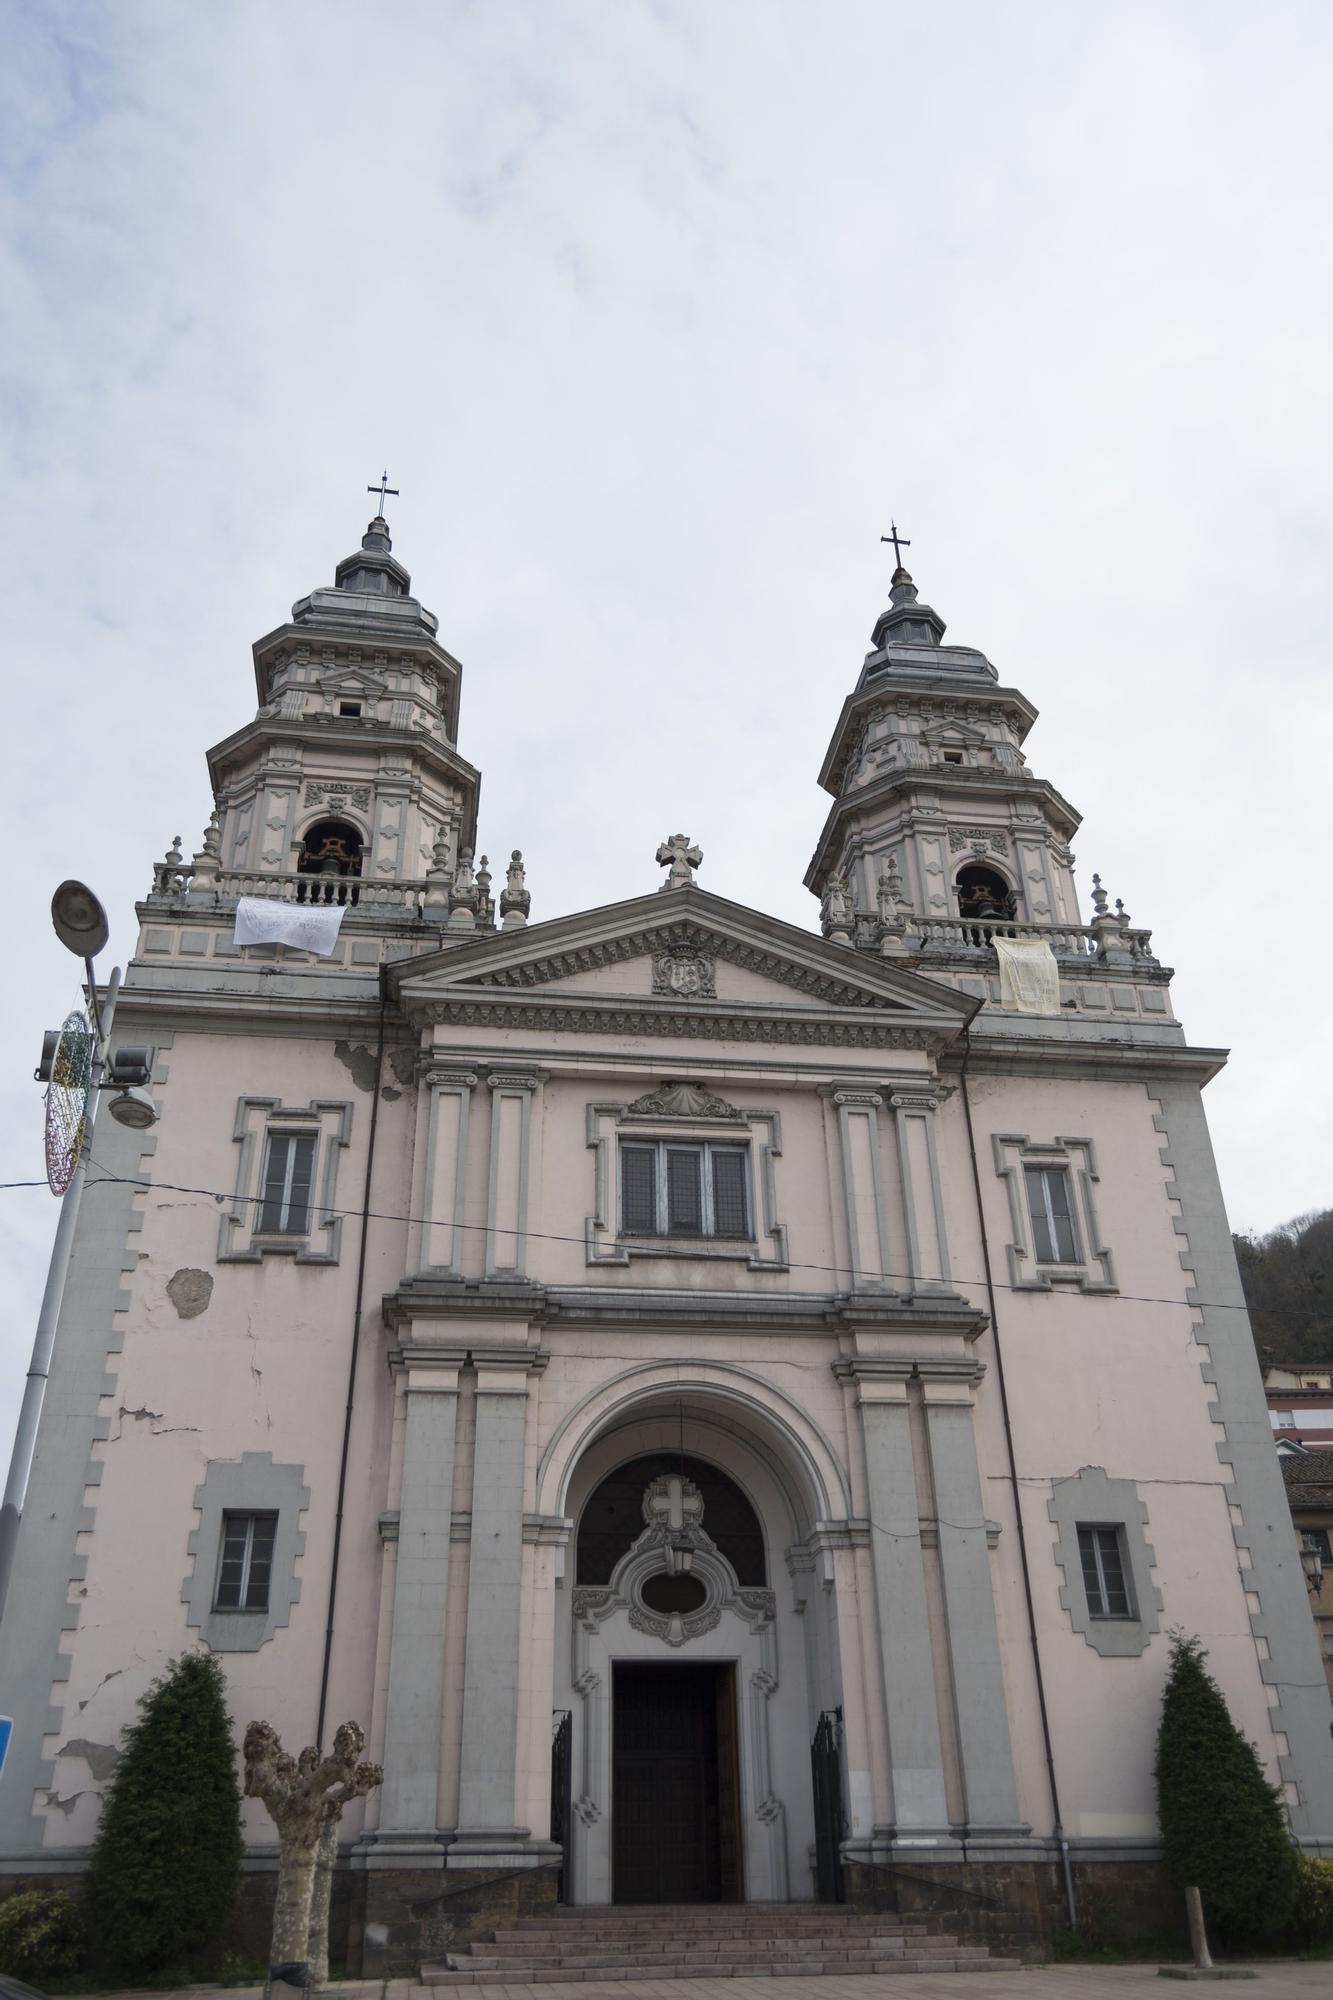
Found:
[612,1663,735,1903]
[715,1662,744,1902]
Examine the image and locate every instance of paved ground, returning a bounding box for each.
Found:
[90,1967,1332,2000]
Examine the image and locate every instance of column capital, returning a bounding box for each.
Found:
[487,1068,546,1092]
[420,1065,479,1089]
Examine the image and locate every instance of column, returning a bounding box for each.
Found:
[376,1361,462,1852]
[921,1379,1026,1840]
[890,1091,954,1295]
[856,1371,953,1845]
[450,1357,536,1865]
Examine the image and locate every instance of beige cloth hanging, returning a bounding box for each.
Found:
[993,935,1060,1014]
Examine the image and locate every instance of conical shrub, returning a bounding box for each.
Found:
[1155,1632,1300,1947]
[82,1651,243,1978]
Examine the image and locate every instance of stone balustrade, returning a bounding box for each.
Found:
[149,860,429,918]
[907,915,1156,963]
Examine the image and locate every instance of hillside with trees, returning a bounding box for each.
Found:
[1233,1208,1333,1369]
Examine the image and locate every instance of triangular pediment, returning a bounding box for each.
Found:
[317,665,389,696]
[388,887,973,1047]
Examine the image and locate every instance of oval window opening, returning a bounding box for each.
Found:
[641,1571,707,1615]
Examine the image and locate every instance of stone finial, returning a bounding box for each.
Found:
[500,849,531,929]
[876,855,910,955]
[656,833,703,891]
[190,810,221,893]
[1090,874,1133,966]
[423,828,452,921]
[475,854,494,930]
[165,834,184,870]
[448,846,479,932]
[820,868,854,946]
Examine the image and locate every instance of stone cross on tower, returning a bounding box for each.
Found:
[656,833,703,891]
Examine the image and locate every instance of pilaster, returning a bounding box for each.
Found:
[375,1358,463,1859]
[919,1375,1025,1840]
[451,1353,547,1868]
[888,1089,955,1296]
[415,1066,477,1277]
[485,1071,542,1280]
[852,1365,954,1848]
[826,1085,894,1289]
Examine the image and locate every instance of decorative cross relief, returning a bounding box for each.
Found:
[642,1472,705,1540]
[656,833,702,890]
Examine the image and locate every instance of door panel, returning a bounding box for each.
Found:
[612,1662,741,1904]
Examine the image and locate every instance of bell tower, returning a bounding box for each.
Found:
[805,561,1082,939]
[204,509,481,898]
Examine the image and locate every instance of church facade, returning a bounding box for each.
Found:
[2,514,1329,1967]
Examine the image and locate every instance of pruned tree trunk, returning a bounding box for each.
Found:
[243,1721,381,1997]
[307,1817,338,1984]
[270,1834,321,1978]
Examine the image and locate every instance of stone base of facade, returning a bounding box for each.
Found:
[843,1852,1185,1956]
[350,1859,561,1975]
[2,1850,1185,1975]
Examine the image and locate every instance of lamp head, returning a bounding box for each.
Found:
[107,1087,158,1131]
[51,880,109,960]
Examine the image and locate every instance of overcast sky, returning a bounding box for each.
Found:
[3,1,1330,1461]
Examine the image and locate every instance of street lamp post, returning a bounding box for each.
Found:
[0,883,155,1623]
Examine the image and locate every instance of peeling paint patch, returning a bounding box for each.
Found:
[380,1086,402,1102]
[333,1040,377,1092]
[166,1268,213,1320]
[43,1790,84,1816]
[387,1045,418,1087]
[60,1738,120,1781]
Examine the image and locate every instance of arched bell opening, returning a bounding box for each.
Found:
[954,860,1017,928]
[551,1385,847,1911]
[296,817,364,905]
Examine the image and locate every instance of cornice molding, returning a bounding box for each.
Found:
[381,1276,989,1338]
[407,995,949,1050]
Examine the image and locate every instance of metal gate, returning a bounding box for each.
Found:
[810,1706,846,1903]
[551,1709,573,1902]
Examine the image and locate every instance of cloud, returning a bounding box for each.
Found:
[2,0,1330,1461]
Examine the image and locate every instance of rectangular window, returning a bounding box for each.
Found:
[619,1141,751,1241]
[1025,1163,1079,1263]
[1301,1528,1331,1560]
[215,1511,278,1611]
[1078,1524,1134,1618]
[258,1131,317,1235]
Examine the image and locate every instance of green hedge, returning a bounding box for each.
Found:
[0,1888,85,1983]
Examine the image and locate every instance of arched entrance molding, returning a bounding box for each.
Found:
[537,1359,850,1530]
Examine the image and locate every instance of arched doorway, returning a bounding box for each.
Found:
[549,1386,846,1908]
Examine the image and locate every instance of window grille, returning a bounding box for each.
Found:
[258,1132,317,1235]
[1024,1163,1079,1263]
[619,1141,750,1240]
[1077,1524,1134,1619]
[215,1511,278,1611]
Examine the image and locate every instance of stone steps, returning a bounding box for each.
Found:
[421,1904,1020,1986]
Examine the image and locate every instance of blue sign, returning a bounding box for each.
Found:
[0,1718,12,1782]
